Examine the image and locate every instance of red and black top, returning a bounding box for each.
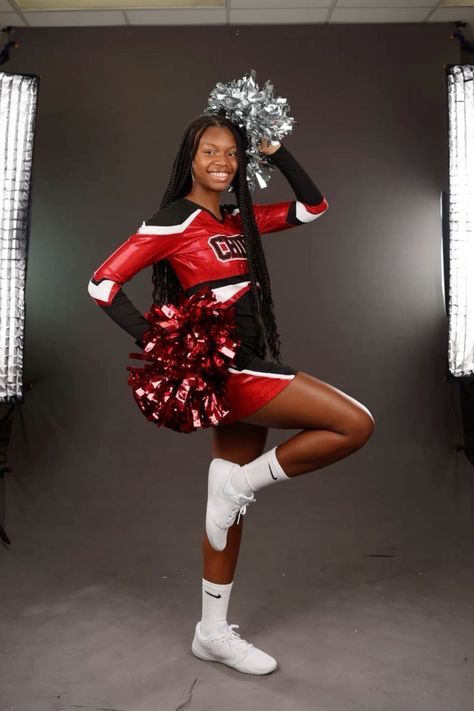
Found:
[88,144,329,360]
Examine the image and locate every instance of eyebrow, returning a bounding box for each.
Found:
[202,142,237,149]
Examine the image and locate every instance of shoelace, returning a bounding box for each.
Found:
[227,492,256,526]
[213,624,253,653]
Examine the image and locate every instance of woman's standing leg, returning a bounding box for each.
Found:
[193,420,278,675]
[202,420,268,584]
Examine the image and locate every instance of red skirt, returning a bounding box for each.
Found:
[218,353,297,425]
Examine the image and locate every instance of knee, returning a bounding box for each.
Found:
[347,408,375,451]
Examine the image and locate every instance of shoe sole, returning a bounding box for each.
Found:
[205,458,234,552]
[191,638,277,675]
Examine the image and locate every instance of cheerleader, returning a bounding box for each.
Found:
[88,92,374,675]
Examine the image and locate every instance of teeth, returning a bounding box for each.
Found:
[210,172,228,178]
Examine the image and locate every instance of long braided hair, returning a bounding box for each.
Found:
[152,113,283,363]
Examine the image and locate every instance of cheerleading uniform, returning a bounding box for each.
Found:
[88,145,328,426]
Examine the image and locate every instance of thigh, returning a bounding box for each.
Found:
[211,420,269,465]
[240,371,374,432]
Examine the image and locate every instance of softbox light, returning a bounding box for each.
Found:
[0,72,39,402]
[446,64,474,378]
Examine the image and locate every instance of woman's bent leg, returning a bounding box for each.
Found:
[240,371,375,477]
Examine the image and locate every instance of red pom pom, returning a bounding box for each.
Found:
[126,286,241,433]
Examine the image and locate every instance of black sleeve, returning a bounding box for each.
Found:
[90,281,150,348]
[265,144,324,205]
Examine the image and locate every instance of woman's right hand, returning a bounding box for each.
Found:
[258,138,281,156]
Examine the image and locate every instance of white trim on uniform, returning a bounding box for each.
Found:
[137,208,201,235]
[211,280,250,303]
[295,201,325,223]
[88,278,116,303]
[228,367,295,379]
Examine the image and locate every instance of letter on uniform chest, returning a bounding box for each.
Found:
[208,234,247,262]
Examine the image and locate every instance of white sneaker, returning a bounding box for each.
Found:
[192,621,277,675]
[206,458,256,552]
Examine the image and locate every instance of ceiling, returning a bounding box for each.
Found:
[0,0,473,27]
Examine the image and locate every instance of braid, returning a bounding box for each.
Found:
[151,114,283,363]
[151,131,194,306]
[231,128,282,363]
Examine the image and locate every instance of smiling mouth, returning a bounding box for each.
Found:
[209,171,231,181]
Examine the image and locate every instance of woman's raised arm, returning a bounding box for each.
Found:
[251,144,329,235]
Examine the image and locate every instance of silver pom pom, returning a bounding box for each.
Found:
[202,69,296,193]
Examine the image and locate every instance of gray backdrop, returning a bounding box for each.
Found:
[2,23,473,711]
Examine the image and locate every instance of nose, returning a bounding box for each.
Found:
[213,162,232,171]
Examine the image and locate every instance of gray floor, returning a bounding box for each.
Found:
[2,396,474,711]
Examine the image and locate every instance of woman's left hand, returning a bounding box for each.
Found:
[258,138,281,155]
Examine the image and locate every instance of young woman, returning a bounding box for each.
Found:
[88,114,374,675]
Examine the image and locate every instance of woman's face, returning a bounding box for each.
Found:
[191,125,238,193]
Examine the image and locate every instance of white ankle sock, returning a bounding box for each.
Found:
[230,446,290,495]
[201,578,233,637]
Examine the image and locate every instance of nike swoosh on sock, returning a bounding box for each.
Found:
[268,463,277,480]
